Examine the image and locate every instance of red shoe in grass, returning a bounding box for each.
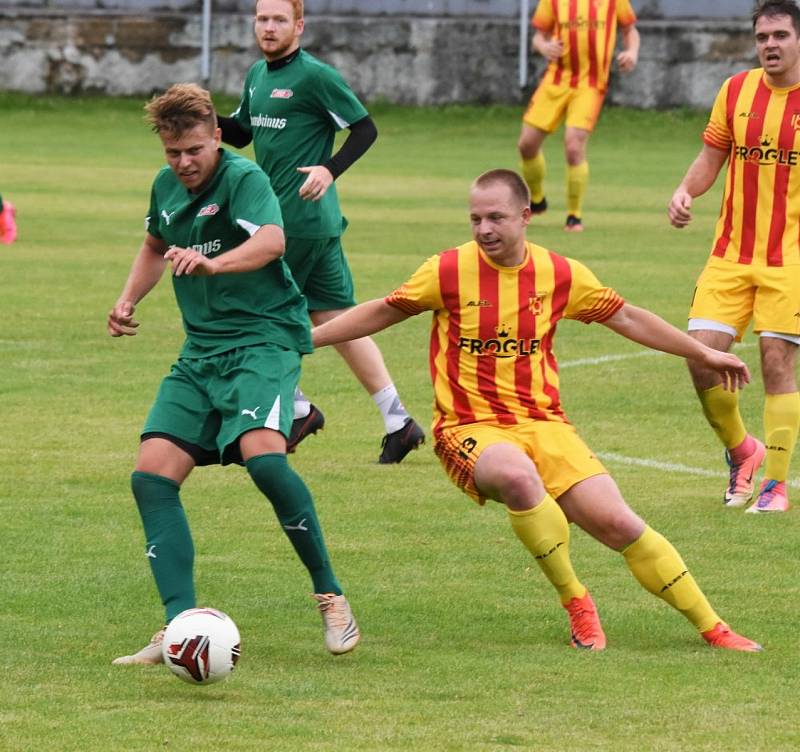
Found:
[701,622,762,652]
[563,591,606,650]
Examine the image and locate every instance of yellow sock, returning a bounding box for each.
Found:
[697,384,747,449]
[622,526,719,633]
[566,161,589,218]
[507,495,585,605]
[520,152,546,204]
[764,392,800,481]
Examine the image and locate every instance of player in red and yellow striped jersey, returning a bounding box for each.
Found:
[518,0,639,231]
[314,169,762,652]
[669,1,800,513]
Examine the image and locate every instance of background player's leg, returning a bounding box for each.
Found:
[748,336,799,512]
[310,307,424,462]
[518,124,549,210]
[688,329,763,507]
[563,127,590,230]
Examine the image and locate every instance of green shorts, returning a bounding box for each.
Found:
[142,344,300,465]
[284,235,356,312]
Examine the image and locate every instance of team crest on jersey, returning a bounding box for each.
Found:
[528,293,546,315]
[791,113,800,130]
[270,88,294,99]
[198,203,220,217]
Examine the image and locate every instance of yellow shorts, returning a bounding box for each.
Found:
[689,257,800,340]
[523,82,606,133]
[433,420,607,505]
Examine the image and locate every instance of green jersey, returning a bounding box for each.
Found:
[231,49,369,239]
[146,149,312,359]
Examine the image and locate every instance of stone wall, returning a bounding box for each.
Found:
[0,0,757,17]
[0,8,756,108]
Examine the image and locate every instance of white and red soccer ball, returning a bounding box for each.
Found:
[162,607,241,685]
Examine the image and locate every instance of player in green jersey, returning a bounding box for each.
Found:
[109,84,359,664]
[218,0,425,464]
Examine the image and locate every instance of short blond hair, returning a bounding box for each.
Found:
[472,169,531,208]
[144,83,217,137]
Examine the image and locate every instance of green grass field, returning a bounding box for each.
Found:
[1,94,798,751]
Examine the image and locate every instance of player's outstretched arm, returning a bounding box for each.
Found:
[108,234,168,337]
[164,224,285,277]
[312,299,411,348]
[601,303,750,391]
[668,144,728,229]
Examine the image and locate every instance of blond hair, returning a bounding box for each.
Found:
[472,169,531,208]
[144,83,217,137]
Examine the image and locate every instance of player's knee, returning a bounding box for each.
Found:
[518,141,533,159]
[518,128,542,159]
[760,343,798,386]
[603,510,646,550]
[492,464,544,508]
[518,138,540,160]
[564,144,585,165]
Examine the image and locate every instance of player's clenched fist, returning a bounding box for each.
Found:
[108,300,139,337]
[668,189,693,228]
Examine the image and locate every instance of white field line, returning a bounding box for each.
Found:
[560,341,755,369]
[597,451,800,489]
[560,351,659,368]
[561,343,798,488]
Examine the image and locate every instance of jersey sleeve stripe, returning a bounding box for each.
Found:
[703,124,731,150]
[572,292,625,323]
[326,109,350,130]
[385,295,427,316]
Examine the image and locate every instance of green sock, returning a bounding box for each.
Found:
[246,453,342,595]
[131,471,196,622]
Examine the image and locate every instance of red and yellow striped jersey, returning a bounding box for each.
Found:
[532,0,637,91]
[385,241,625,436]
[703,68,800,267]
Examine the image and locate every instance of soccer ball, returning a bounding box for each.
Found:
[162,607,241,685]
